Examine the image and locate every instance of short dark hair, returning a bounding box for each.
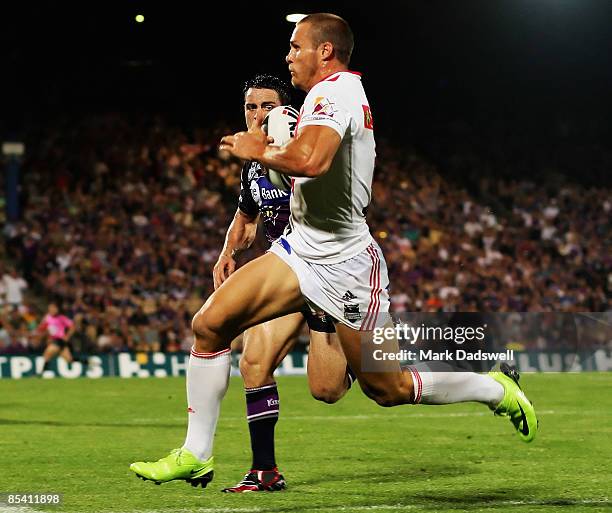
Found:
[298,13,354,65]
[242,74,291,105]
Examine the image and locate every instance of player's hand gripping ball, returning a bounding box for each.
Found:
[262,105,299,190]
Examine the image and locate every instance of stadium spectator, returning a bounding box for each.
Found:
[2,114,609,353]
[2,269,28,308]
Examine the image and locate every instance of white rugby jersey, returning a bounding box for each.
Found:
[286,71,376,264]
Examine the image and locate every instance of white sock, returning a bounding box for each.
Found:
[407,363,504,407]
[182,347,231,461]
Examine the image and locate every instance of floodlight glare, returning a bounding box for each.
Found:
[286,13,307,23]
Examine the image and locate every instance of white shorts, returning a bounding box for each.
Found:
[269,236,390,330]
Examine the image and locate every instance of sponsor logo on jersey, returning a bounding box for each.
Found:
[248,162,260,181]
[342,290,357,301]
[313,96,337,117]
[261,188,289,200]
[344,304,362,322]
[250,182,261,205]
[362,105,374,129]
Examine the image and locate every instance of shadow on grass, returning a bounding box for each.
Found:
[220,490,610,512]
[413,489,610,509]
[303,461,480,486]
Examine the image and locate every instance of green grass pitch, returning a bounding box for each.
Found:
[0,373,610,513]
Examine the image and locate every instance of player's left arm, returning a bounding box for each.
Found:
[220,125,341,178]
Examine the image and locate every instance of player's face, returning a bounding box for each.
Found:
[49,304,58,316]
[243,88,282,130]
[286,22,319,91]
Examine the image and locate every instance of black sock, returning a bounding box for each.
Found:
[245,383,279,471]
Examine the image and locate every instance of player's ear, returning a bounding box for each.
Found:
[320,42,334,61]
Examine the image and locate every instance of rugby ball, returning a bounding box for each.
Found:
[262,105,299,190]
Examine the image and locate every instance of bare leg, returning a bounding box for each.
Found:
[236,313,303,475]
[60,346,74,363]
[40,343,61,373]
[335,323,415,406]
[240,313,303,388]
[183,253,305,462]
[307,331,351,404]
[191,252,305,353]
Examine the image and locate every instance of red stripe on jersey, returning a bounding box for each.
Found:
[314,70,363,87]
[369,246,381,331]
[362,245,377,330]
[363,244,381,331]
[370,247,382,330]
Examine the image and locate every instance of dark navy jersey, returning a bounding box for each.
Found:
[238,161,290,243]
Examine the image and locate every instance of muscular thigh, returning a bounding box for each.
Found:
[197,252,306,343]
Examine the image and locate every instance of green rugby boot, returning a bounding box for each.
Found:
[489,363,538,443]
[130,448,214,488]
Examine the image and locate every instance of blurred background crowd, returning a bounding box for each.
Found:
[0,114,610,355]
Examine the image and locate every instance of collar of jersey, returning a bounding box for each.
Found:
[315,70,362,87]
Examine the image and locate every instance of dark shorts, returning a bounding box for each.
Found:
[301,307,336,333]
[49,338,69,349]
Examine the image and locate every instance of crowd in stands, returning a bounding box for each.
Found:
[1,114,610,355]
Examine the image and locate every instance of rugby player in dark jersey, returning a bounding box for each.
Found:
[213,74,354,492]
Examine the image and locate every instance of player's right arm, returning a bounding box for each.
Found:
[36,316,49,333]
[213,208,259,289]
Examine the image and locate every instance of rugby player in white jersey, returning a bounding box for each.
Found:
[215,74,354,492]
[130,12,538,490]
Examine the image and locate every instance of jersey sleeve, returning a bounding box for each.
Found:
[298,82,350,138]
[62,316,74,329]
[38,316,49,332]
[237,162,259,217]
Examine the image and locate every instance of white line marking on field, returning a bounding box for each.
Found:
[480,498,610,507]
[129,409,562,425]
[0,507,40,513]
[125,506,417,513]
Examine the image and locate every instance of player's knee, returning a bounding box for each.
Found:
[311,389,343,404]
[191,302,230,353]
[310,383,345,404]
[192,303,222,338]
[360,383,408,408]
[374,391,405,407]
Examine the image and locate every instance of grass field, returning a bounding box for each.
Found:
[0,373,610,513]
